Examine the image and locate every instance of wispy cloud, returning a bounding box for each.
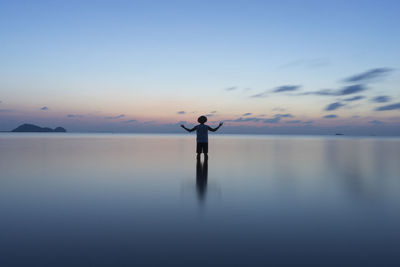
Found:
[302,84,367,96]
[243,113,252,116]
[122,119,138,123]
[0,109,13,113]
[105,114,125,119]
[285,120,302,124]
[67,114,84,118]
[371,96,391,103]
[300,89,336,96]
[323,114,338,119]
[325,102,345,111]
[369,120,384,125]
[264,113,294,123]
[225,86,237,91]
[226,113,293,124]
[252,85,301,98]
[339,84,367,95]
[205,111,217,117]
[375,103,400,111]
[344,96,365,102]
[143,120,157,124]
[251,92,268,98]
[273,85,301,93]
[226,117,264,123]
[40,106,49,111]
[275,113,293,118]
[264,117,281,123]
[280,58,330,69]
[177,111,185,114]
[343,68,393,83]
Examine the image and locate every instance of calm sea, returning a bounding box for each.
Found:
[1,133,400,266]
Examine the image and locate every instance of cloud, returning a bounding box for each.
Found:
[306,58,330,68]
[143,120,157,124]
[40,106,49,111]
[343,68,393,83]
[210,111,217,114]
[275,113,294,118]
[344,96,365,102]
[286,120,302,124]
[226,113,294,124]
[122,119,138,123]
[369,120,384,125]
[323,114,338,119]
[272,107,286,112]
[339,84,366,95]
[273,85,301,93]
[300,89,337,96]
[279,59,305,68]
[251,92,268,98]
[243,113,252,116]
[227,117,263,123]
[371,96,391,103]
[105,114,125,119]
[375,103,400,111]
[252,85,301,98]
[264,117,281,123]
[280,58,330,69]
[325,102,345,111]
[263,113,294,123]
[301,84,366,96]
[225,86,237,91]
[177,111,185,114]
[0,109,13,112]
[67,114,84,118]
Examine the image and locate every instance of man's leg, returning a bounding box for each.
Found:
[203,143,208,159]
[196,143,201,159]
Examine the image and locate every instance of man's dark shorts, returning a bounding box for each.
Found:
[196,142,208,153]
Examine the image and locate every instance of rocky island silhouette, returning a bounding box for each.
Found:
[12,124,67,133]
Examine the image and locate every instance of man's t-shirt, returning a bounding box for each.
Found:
[195,124,210,143]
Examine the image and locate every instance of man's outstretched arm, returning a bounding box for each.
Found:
[208,122,223,132]
[181,125,196,132]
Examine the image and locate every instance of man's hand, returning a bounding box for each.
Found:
[219,122,223,126]
[180,125,185,128]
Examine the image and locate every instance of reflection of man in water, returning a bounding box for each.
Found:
[196,158,208,201]
[181,115,223,160]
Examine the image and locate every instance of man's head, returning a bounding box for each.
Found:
[197,116,207,124]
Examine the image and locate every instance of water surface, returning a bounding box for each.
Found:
[1,134,400,266]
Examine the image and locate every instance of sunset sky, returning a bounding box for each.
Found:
[1,0,400,135]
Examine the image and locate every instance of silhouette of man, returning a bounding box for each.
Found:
[181,116,223,159]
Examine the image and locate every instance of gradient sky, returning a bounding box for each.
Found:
[1,0,400,135]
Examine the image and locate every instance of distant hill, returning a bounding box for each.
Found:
[12,124,67,133]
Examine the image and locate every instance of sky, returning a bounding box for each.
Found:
[1,0,400,135]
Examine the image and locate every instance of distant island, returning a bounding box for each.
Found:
[12,124,67,133]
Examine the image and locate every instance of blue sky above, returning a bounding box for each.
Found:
[0,0,399,134]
